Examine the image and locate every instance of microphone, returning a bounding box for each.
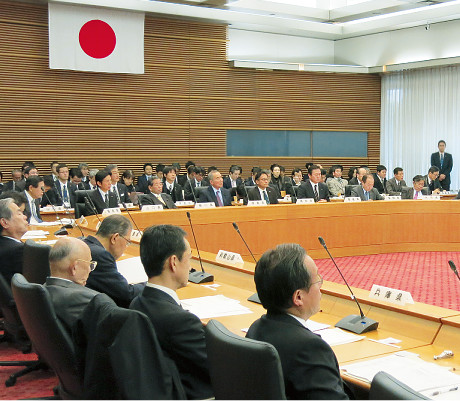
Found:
[84,197,103,225]
[232,222,261,304]
[186,211,214,284]
[190,181,198,204]
[448,260,460,282]
[121,202,143,238]
[41,187,72,236]
[318,236,379,334]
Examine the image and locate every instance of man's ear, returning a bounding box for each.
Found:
[291,289,305,307]
[69,260,77,277]
[110,233,119,245]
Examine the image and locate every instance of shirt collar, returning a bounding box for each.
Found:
[146,282,180,305]
[2,235,22,243]
[25,190,34,203]
[287,313,310,329]
[98,187,108,196]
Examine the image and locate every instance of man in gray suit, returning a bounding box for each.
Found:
[44,237,99,334]
[386,167,407,196]
[140,176,177,209]
[401,175,429,199]
[326,165,348,196]
[351,174,384,201]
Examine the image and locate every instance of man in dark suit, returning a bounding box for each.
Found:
[372,165,387,194]
[136,163,154,194]
[246,243,348,400]
[54,163,77,208]
[423,166,442,194]
[45,237,99,334]
[348,166,368,186]
[431,140,453,191]
[40,175,60,207]
[162,166,184,203]
[23,176,44,223]
[386,167,407,196]
[246,169,279,204]
[350,174,384,201]
[106,164,130,204]
[401,175,429,199]
[244,166,261,187]
[297,165,330,202]
[184,166,208,201]
[4,169,25,192]
[198,170,232,207]
[86,170,119,215]
[140,176,177,209]
[223,165,243,190]
[84,215,145,308]
[69,168,86,190]
[130,225,213,400]
[0,197,28,284]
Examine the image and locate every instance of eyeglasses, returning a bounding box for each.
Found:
[119,233,132,246]
[77,259,97,271]
[310,273,323,287]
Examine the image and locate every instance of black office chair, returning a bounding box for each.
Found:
[205,319,286,400]
[137,194,149,209]
[0,274,44,387]
[74,189,96,217]
[193,186,209,200]
[22,240,51,285]
[11,273,83,398]
[369,371,429,400]
[345,185,358,197]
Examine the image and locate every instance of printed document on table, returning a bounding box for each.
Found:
[21,230,49,239]
[318,328,365,346]
[181,295,253,319]
[341,354,460,394]
[116,256,148,284]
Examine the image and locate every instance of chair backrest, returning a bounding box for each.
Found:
[0,273,28,343]
[194,185,209,198]
[11,274,82,399]
[205,319,286,400]
[369,371,429,400]
[345,185,358,197]
[22,240,51,284]
[74,189,95,204]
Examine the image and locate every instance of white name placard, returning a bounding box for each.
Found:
[420,195,441,200]
[176,201,194,207]
[296,198,315,204]
[119,202,134,209]
[216,250,244,265]
[54,205,65,211]
[102,207,122,216]
[369,284,414,306]
[195,202,216,209]
[141,204,163,212]
[344,197,361,203]
[247,200,267,206]
[384,195,402,201]
[130,229,143,240]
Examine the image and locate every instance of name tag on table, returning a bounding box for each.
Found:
[176,200,194,207]
[296,198,315,204]
[420,195,441,200]
[384,195,402,200]
[344,197,361,202]
[130,230,143,240]
[141,204,163,212]
[369,284,414,306]
[102,207,122,216]
[195,202,216,209]
[216,250,244,265]
[247,200,267,206]
[119,202,134,209]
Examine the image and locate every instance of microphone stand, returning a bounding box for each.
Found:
[318,236,378,334]
[121,202,143,239]
[448,260,460,282]
[41,188,72,236]
[186,212,214,284]
[232,222,261,304]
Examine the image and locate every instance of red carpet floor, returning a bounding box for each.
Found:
[315,251,460,311]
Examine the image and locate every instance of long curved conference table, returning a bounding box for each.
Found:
[37,200,460,394]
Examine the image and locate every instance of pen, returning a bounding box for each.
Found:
[430,386,458,396]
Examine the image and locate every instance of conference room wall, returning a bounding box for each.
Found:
[0,0,380,180]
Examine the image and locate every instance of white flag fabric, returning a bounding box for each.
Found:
[49,3,144,74]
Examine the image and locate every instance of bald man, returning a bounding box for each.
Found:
[44,237,100,333]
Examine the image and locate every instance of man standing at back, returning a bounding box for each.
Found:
[246,243,348,400]
[130,225,213,400]
[84,214,144,308]
[431,140,453,191]
[45,237,99,333]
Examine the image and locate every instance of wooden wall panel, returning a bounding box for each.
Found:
[0,0,381,182]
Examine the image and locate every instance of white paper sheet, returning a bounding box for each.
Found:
[116,256,148,284]
[318,327,365,346]
[181,295,253,319]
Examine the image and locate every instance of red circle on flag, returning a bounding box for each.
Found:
[79,20,116,59]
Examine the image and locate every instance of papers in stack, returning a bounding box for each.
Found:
[342,354,460,396]
[116,256,148,284]
[306,320,330,332]
[318,327,365,346]
[22,230,49,239]
[181,295,253,319]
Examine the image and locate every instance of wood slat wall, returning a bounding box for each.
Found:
[0,0,381,181]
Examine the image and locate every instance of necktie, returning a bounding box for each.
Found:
[196,181,200,187]
[156,194,166,205]
[12,181,15,191]
[63,185,69,203]
[112,185,120,202]
[105,193,109,207]
[216,190,224,207]
[263,190,270,204]
[440,154,444,168]
[32,201,42,223]
[313,185,319,202]
[365,191,369,201]
[414,191,419,199]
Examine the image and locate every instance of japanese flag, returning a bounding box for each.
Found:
[49,3,144,74]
